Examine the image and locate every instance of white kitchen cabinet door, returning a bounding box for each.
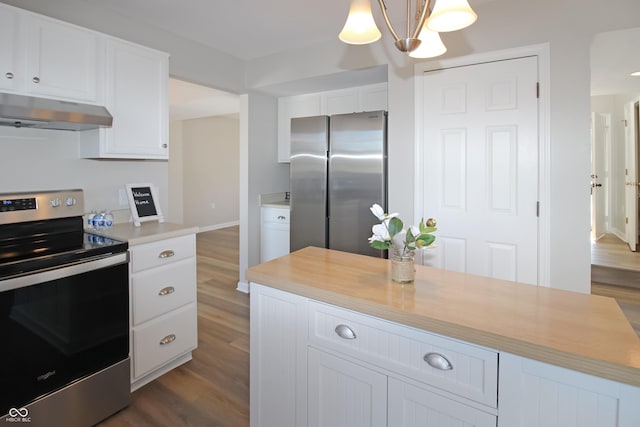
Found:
[0,3,101,101]
[358,83,388,112]
[260,206,290,262]
[250,283,309,427]
[325,88,358,115]
[388,378,496,427]
[22,14,101,102]
[499,352,640,427]
[80,38,169,159]
[0,5,20,92]
[308,347,387,427]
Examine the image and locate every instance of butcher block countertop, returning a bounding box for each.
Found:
[89,222,198,246]
[246,247,640,387]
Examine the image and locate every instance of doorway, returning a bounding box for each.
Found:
[167,78,241,230]
[418,55,540,285]
[590,27,640,271]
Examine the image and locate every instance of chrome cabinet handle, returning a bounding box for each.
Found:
[334,324,357,340]
[5,72,14,79]
[162,143,168,148]
[32,76,40,83]
[160,334,176,345]
[158,250,175,259]
[158,286,175,296]
[423,352,453,370]
[277,215,287,220]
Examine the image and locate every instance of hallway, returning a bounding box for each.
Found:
[591,233,640,336]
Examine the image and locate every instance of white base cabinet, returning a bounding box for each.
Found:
[498,352,640,427]
[250,283,640,427]
[129,234,198,390]
[260,206,290,263]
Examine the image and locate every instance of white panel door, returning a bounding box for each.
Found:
[591,113,608,240]
[421,56,539,285]
[624,102,637,251]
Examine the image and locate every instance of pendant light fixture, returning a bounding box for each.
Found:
[339,0,477,58]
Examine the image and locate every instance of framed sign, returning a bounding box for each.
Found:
[125,183,164,226]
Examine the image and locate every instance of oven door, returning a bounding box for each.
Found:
[0,253,129,415]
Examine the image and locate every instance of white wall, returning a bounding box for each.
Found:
[178,116,240,230]
[0,127,168,215]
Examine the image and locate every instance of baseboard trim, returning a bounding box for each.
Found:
[236,280,249,293]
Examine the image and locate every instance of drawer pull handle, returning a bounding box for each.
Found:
[334,324,357,340]
[158,286,175,296]
[277,215,286,220]
[160,334,176,345]
[423,352,453,370]
[5,72,14,79]
[158,250,175,259]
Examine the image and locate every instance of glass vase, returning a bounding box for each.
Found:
[390,249,415,284]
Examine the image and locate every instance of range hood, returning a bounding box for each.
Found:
[0,92,113,131]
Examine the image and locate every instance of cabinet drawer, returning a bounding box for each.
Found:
[261,207,290,224]
[132,303,197,379]
[308,301,498,408]
[130,234,195,273]
[132,257,196,325]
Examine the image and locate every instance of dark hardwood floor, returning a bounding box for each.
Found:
[98,226,249,427]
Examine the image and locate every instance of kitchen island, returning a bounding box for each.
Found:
[247,247,640,427]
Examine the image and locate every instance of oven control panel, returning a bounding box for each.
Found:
[0,189,84,225]
[1,197,37,212]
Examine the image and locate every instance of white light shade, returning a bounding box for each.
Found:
[427,0,478,32]
[409,29,447,59]
[339,0,382,45]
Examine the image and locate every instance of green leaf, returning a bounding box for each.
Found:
[370,240,391,250]
[388,217,403,237]
[416,234,436,246]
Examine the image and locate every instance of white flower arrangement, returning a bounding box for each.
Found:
[368,204,437,258]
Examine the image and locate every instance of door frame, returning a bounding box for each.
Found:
[414,43,551,287]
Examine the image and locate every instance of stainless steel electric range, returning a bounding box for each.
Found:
[0,189,130,427]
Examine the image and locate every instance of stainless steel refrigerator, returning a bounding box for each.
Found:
[289,111,387,257]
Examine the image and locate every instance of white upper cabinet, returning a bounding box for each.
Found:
[277,83,387,163]
[0,6,20,92]
[80,38,169,159]
[0,3,101,103]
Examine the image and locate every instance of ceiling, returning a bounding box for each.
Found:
[99,0,637,118]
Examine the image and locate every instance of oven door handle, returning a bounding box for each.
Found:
[0,252,129,292]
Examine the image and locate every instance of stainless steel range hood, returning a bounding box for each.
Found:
[0,92,113,131]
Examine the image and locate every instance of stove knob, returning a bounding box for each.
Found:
[50,198,60,207]
[65,197,76,206]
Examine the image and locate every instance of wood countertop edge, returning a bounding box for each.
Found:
[246,269,640,388]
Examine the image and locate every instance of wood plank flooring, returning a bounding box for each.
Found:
[98,226,640,426]
[98,226,249,427]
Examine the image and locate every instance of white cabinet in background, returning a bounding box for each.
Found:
[80,38,169,159]
[0,3,101,102]
[260,206,290,262]
[129,234,198,390]
[277,83,387,162]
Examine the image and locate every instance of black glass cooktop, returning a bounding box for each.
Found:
[0,216,127,280]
